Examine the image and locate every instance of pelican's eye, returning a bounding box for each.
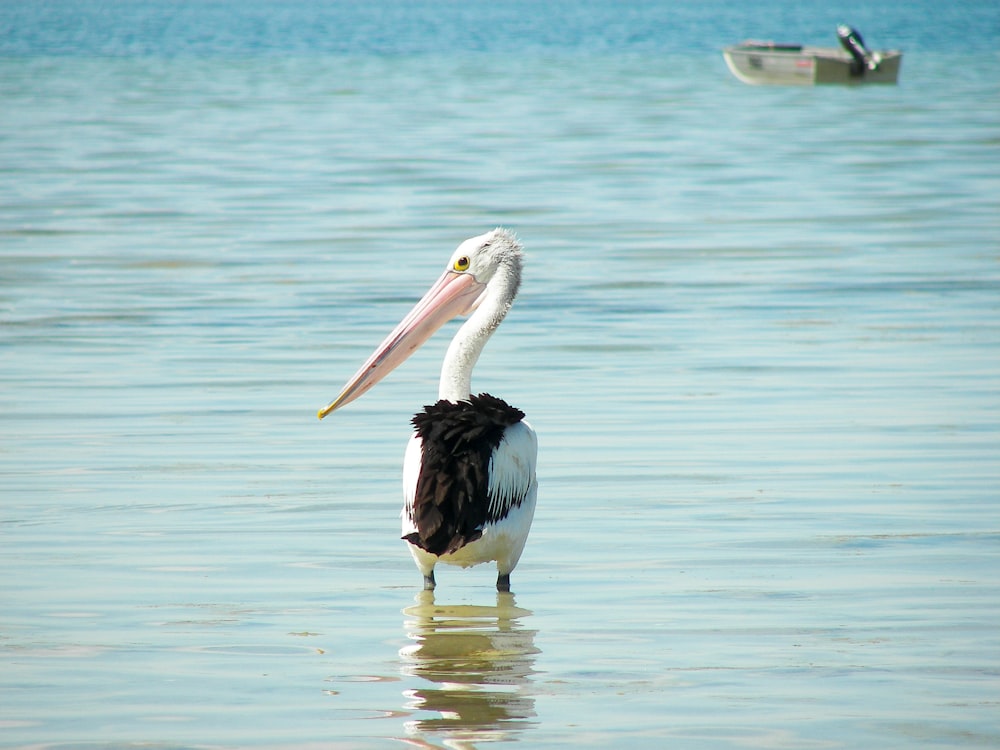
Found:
[453,256,471,272]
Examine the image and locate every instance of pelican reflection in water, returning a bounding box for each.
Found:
[399,590,539,744]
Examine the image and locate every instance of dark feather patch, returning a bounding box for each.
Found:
[403,393,525,556]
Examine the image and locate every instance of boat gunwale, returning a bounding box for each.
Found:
[723,44,903,62]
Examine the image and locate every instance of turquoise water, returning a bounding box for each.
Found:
[2,2,999,748]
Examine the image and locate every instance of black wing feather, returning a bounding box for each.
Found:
[403,394,525,556]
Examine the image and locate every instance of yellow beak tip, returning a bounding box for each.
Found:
[317,400,340,420]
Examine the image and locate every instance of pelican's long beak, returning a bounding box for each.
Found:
[318,269,487,419]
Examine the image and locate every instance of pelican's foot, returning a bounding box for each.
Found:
[496,573,511,592]
[422,571,436,591]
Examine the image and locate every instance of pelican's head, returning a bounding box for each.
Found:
[318,229,523,419]
[448,228,523,293]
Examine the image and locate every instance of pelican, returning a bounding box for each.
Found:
[318,229,537,592]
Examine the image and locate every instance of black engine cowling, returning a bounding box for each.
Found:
[837,25,875,76]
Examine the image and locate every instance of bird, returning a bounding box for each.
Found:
[318,229,537,592]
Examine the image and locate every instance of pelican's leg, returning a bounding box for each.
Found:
[496,573,511,592]
[422,570,436,590]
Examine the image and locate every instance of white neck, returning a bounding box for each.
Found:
[438,273,516,402]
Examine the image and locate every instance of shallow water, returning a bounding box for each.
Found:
[2,2,1000,748]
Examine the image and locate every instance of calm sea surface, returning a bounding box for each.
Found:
[2,2,999,748]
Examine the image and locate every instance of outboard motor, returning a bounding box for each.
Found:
[837,25,878,76]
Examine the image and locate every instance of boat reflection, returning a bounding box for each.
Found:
[399,590,539,745]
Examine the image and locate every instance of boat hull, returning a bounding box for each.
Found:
[723,45,902,85]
